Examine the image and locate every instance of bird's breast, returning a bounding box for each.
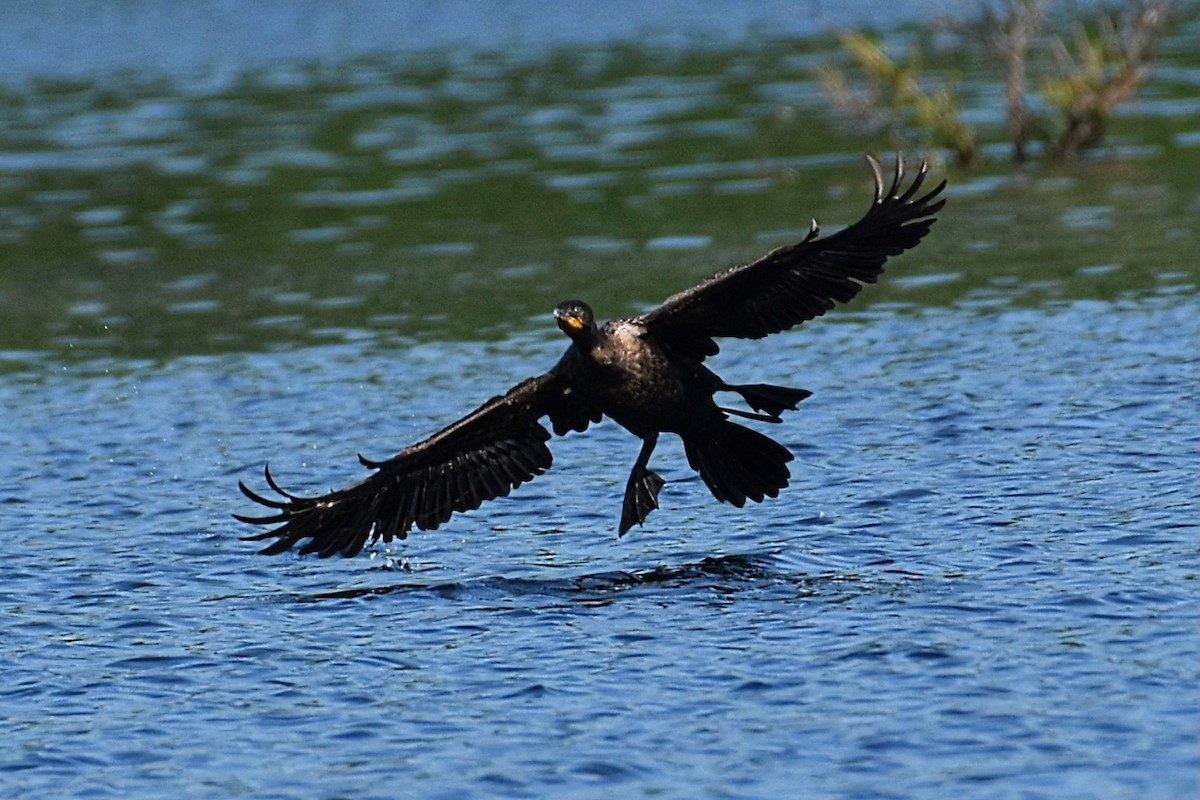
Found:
[581,321,704,433]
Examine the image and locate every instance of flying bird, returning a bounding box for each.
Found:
[237,155,945,557]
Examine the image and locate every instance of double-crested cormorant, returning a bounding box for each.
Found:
[237,155,945,557]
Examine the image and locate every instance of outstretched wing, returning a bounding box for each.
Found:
[637,155,946,360]
[236,369,596,558]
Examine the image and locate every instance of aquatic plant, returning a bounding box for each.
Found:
[821,0,1176,166]
[1039,2,1169,159]
[820,32,979,168]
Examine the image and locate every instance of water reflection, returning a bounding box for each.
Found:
[0,19,1197,365]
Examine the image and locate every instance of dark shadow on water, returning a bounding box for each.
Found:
[295,551,853,606]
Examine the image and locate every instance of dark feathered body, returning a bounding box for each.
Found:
[558,318,716,437]
[237,155,946,558]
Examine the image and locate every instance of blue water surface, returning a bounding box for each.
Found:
[2,294,1197,799]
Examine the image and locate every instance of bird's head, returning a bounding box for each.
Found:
[554,300,596,341]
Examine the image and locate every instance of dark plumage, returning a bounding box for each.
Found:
[236,155,946,557]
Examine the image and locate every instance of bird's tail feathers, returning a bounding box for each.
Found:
[683,420,793,507]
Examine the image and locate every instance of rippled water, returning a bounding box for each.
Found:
[4,298,1197,798]
[3,5,1199,799]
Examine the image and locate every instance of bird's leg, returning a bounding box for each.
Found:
[619,433,666,536]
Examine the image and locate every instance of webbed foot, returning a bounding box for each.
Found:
[619,466,666,536]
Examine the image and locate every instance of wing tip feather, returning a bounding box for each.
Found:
[866,154,885,203]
